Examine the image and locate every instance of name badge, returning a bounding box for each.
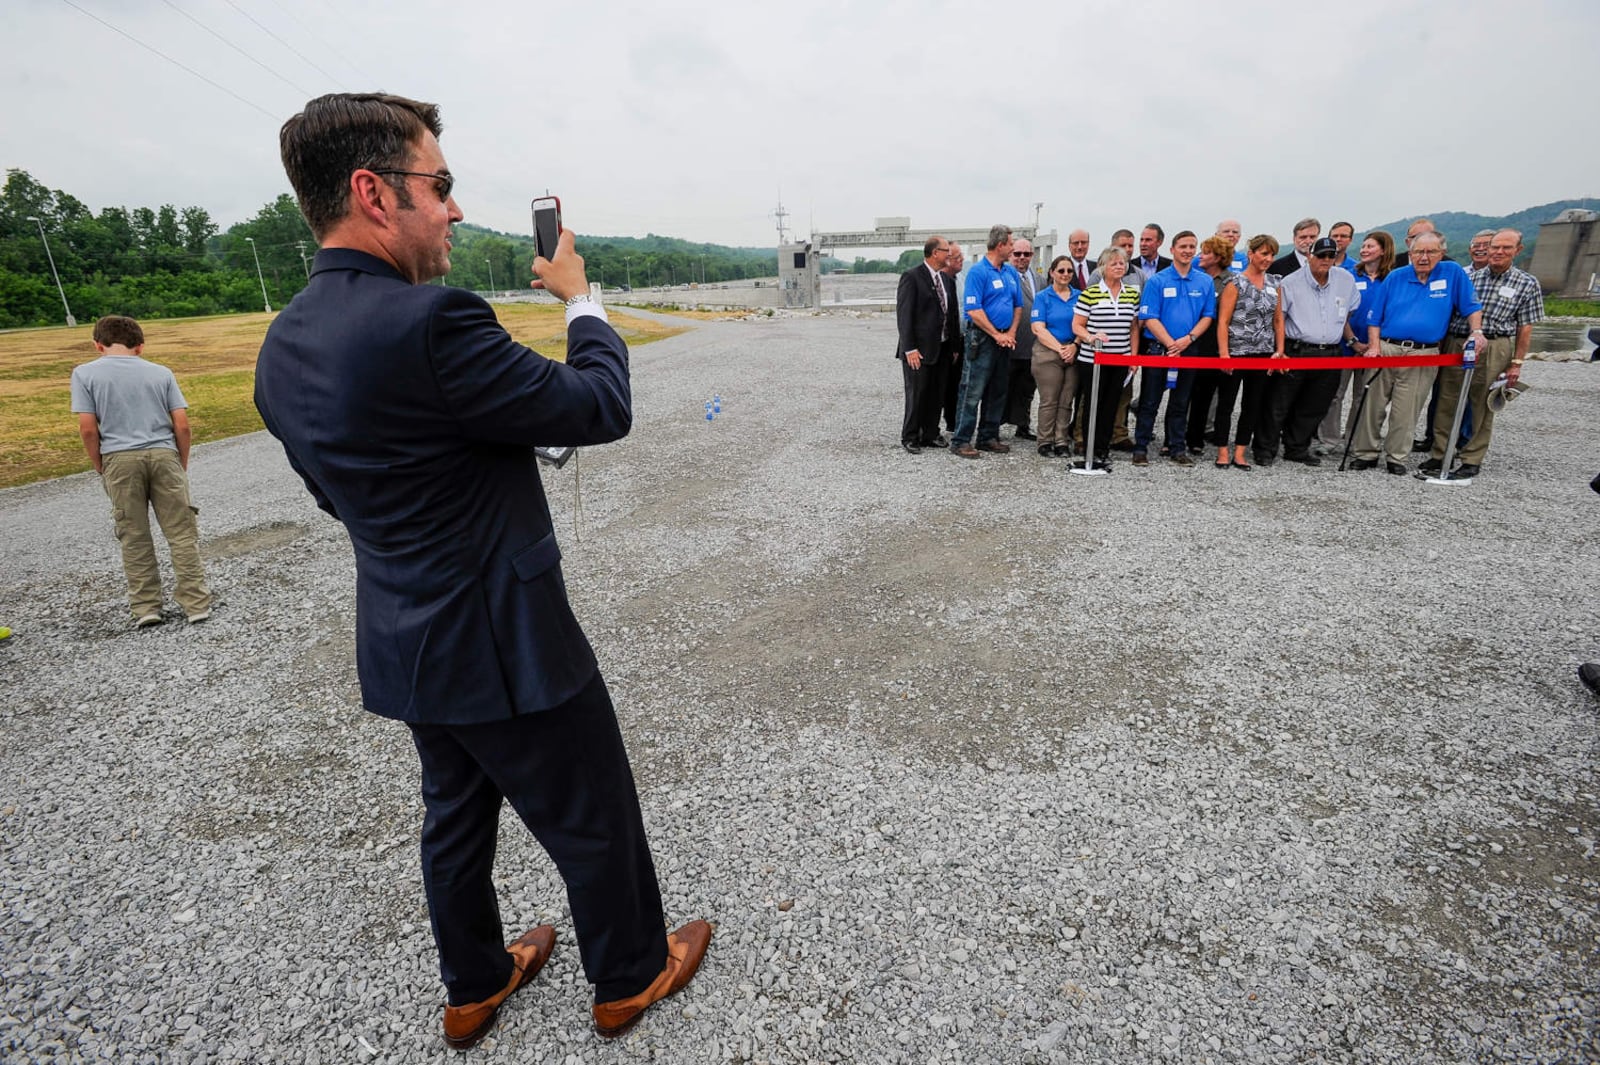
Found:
[1429,279,1448,291]
[1355,280,1367,290]
[1498,285,1517,299]
[992,278,1004,290]
[1163,286,1178,298]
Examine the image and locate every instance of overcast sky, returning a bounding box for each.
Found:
[5,0,1595,256]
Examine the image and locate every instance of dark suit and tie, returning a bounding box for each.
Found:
[895,245,959,450]
[255,93,708,1050]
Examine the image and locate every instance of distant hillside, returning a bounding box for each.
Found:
[1365,198,1600,266]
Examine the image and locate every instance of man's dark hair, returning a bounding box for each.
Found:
[93,315,144,349]
[1172,230,1196,245]
[1330,221,1354,237]
[280,93,444,238]
[1143,223,1165,242]
[1111,228,1134,242]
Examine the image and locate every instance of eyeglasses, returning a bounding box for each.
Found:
[1313,252,1337,260]
[1013,251,1033,258]
[370,169,455,201]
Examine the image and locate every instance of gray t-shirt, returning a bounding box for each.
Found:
[69,355,187,456]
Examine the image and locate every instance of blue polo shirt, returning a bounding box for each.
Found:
[1363,260,1481,344]
[1340,255,1358,273]
[1137,263,1217,342]
[963,255,1023,330]
[1031,285,1079,342]
[1229,251,1247,272]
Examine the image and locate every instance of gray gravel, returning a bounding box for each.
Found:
[3,312,1598,1064]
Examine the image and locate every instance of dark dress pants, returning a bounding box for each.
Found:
[1134,363,1195,456]
[941,331,964,433]
[1272,365,1341,458]
[409,671,668,1006]
[1005,357,1036,432]
[900,353,944,445]
[1186,370,1228,451]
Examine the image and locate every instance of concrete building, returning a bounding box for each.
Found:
[1530,208,1600,297]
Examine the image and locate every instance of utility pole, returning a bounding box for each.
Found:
[1032,201,1044,230]
[484,257,496,296]
[624,256,632,290]
[772,195,790,245]
[26,217,76,327]
[295,240,312,279]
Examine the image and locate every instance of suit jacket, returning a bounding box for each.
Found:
[895,262,957,363]
[1134,255,1173,281]
[254,248,632,724]
[1012,266,1044,359]
[1270,251,1304,277]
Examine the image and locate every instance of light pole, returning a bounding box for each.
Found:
[26,217,76,327]
[701,255,707,284]
[244,237,271,312]
[295,240,311,279]
[624,256,632,290]
[484,257,496,297]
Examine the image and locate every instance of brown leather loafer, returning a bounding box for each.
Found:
[442,925,557,1049]
[592,919,713,1039]
[976,440,1010,453]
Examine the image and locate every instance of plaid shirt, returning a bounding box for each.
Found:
[1450,264,1544,336]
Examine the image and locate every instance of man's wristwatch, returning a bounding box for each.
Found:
[565,294,592,308]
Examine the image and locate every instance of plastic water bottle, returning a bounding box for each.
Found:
[713,393,722,413]
[1461,338,1478,368]
[1166,368,1178,390]
[705,400,714,422]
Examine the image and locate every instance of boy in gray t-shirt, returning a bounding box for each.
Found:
[71,315,212,627]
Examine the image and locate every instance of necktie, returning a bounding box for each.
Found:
[1077,261,1088,288]
[935,270,947,340]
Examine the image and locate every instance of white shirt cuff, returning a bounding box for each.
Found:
[565,301,609,326]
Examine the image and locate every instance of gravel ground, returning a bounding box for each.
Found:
[3,313,1598,1064]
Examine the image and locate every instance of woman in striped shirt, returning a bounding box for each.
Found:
[1071,247,1141,468]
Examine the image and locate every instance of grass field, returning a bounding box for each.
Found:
[0,304,685,489]
[1544,297,1600,318]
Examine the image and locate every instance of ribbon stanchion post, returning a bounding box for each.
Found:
[1070,342,1108,477]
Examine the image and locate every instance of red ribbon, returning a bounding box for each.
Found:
[1090,352,1461,371]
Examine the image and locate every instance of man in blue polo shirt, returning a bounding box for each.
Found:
[1216,219,1247,272]
[1349,232,1484,474]
[952,224,1024,458]
[1134,231,1216,467]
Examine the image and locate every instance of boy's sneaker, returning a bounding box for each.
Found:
[136,613,164,628]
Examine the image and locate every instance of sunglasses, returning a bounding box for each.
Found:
[1313,252,1337,260]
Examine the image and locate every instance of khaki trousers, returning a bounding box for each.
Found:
[101,448,211,619]
[1432,335,1515,467]
[1030,339,1079,447]
[1352,342,1439,465]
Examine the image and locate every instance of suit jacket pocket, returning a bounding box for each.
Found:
[510,532,562,581]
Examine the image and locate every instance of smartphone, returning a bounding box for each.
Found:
[531,196,561,261]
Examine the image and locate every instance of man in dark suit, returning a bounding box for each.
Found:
[1271,217,1320,276]
[939,244,965,435]
[1003,238,1043,439]
[895,235,956,452]
[253,92,709,1050]
[1134,223,1173,282]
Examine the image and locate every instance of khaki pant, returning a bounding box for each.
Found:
[1030,339,1079,447]
[101,448,211,619]
[1432,335,1515,467]
[1352,342,1439,465]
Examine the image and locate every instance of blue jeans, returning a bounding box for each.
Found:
[952,330,1011,446]
[1134,363,1195,455]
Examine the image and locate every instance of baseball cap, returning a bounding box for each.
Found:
[1310,237,1339,257]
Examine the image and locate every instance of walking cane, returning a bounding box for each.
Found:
[1338,363,1383,472]
[1070,340,1109,476]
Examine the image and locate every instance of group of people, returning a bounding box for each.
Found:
[894,216,1546,480]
